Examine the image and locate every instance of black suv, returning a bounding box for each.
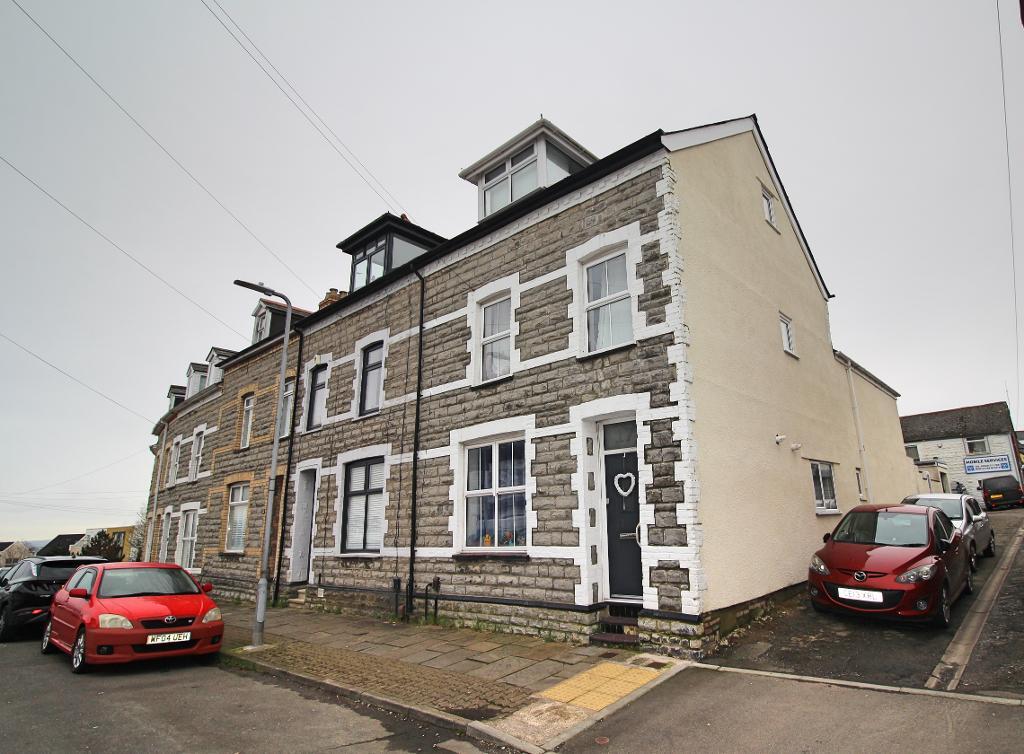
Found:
[981,475,1024,509]
[0,556,106,640]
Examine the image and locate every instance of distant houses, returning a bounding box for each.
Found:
[35,533,86,557]
[0,541,32,565]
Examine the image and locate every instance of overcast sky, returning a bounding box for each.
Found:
[1,0,1021,540]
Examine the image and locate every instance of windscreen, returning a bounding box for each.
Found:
[36,562,90,580]
[983,476,1018,492]
[908,498,962,520]
[832,511,929,547]
[98,568,200,598]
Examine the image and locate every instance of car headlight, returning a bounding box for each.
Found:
[895,563,938,583]
[809,554,830,576]
[201,607,222,624]
[98,613,133,629]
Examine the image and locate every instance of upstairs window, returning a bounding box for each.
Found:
[762,186,777,228]
[483,145,538,216]
[307,365,328,430]
[480,298,512,382]
[779,314,796,355]
[965,436,989,455]
[253,310,268,343]
[464,439,527,549]
[179,509,198,569]
[359,343,384,416]
[585,252,632,353]
[189,432,205,480]
[240,395,255,449]
[167,441,181,487]
[280,379,295,438]
[905,444,920,461]
[352,238,387,290]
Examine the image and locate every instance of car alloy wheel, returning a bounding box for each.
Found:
[41,621,55,654]
[934,584,951,628]
[969,545,978,573]
[985,535,996,558]
[71,629,88,674]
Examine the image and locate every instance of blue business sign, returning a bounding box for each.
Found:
[964,454,1012,474]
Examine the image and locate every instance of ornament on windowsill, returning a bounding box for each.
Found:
[483,533,492,547]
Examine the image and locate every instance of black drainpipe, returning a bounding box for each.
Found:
[273,327,304,605]
[406,269,426,618]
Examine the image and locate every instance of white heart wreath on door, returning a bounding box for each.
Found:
[613,472,636,498]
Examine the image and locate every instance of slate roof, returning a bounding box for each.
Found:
[36,533,86,556]
[901,402,1014,443]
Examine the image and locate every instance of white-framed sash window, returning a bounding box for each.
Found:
[480,297,512,382]
[464,438,527,549]
[189,432,205,481]
[240,395,255,449]
[280,379,295,438]
[584,252,632,353]
[179,509,199,569]
[225,483,249,553]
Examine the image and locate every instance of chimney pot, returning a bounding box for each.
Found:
[318,288,347,310]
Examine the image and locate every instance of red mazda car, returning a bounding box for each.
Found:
[41,562,223,673]
[808,504,972,627]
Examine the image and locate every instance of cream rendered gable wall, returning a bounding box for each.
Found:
[668,132,914,612]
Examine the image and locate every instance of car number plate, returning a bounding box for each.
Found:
[146,631,191,645]
[991,494,1003,499]
[837,587,883,603]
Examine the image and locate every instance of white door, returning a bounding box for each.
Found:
[290,469,317,582]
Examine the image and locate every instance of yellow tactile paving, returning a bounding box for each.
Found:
[538,662,662,711]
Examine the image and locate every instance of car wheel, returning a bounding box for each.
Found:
[969,545,978,573]
[984,534,996,558]
[0,606,12,643]
[964,565,975,595]
[71,628,89,674]
[933,583,952,628]
[40,621,55,654]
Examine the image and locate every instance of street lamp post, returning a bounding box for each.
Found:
[234,279,292,647]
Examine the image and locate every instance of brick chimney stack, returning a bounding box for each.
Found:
[318,288,346,310]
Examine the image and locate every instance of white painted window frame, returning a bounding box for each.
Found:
[462,436,528,551]
[280,378,295,438]
[158,509,173,562]
[761,184,778,229]
[779,313,796,356]
[175,503,200,569]
[167,440,180,488]
[964,436,989,455]
[301,354,333,432]
[188,430,205,481]
[811,461,839,513]
[479,297,512,382]
[240,394,255,449]
[480,142,539,218]
[582,248,633,356]
[225,483,249,553]
[466,275,521,386]
[350,333,388,419]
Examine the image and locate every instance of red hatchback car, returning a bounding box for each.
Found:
[808,504,973,627]
[41,562,223,673]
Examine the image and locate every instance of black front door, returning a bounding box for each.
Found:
[605,449,642,597]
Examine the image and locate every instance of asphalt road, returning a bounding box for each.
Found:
[712,508,1024,691]
[0,635,491,753]
[559,665,1024,754]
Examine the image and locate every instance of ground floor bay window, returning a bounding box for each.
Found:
[465,439,526,549]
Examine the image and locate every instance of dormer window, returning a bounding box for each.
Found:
[253,309,269,343]
[338,213,446,293]
[460,119,596,221]
[250,300,311,344]
[185,363,209,398]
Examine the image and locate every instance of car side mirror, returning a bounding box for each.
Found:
[69,588,88,599]
[201,582,214,593]
[822,533,831,543]
[0,578,7,588]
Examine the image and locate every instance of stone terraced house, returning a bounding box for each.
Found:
[145,116,920,655]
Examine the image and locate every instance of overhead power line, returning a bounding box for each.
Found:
[0,330,155,425]
[0,153,247,340]
[1,449,151,497]
[198,0,408,216]
[0,499,141,515]
[8,0,319,298]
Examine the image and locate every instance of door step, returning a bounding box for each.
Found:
[590,603,640,646]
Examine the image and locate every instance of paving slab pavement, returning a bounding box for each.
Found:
[221,606,681,751]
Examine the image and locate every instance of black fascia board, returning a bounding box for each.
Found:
[301,129,666,332]
[337,212,448,254]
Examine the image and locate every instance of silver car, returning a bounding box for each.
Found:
[902,493,996,571]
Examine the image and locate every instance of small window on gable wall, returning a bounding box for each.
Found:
[585,253,632,353]
[965,436,989,455]
[480,298,511,381]
[779,314,796,355]
[762,186,777,227]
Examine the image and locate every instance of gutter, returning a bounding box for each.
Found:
[273,328,304,604]
[406,269,426,618]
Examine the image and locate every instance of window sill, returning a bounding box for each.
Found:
[471,374,514,391]
[766,218,781,235]
[453,550,530,561]
[351,410,381,423]
[783,349,799,360]
[221,550,245,556]
[335,551,382,559]
[815,508,842,517]
[577,341,635,363]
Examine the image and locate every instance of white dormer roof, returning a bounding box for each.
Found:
[459,119,598,221]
